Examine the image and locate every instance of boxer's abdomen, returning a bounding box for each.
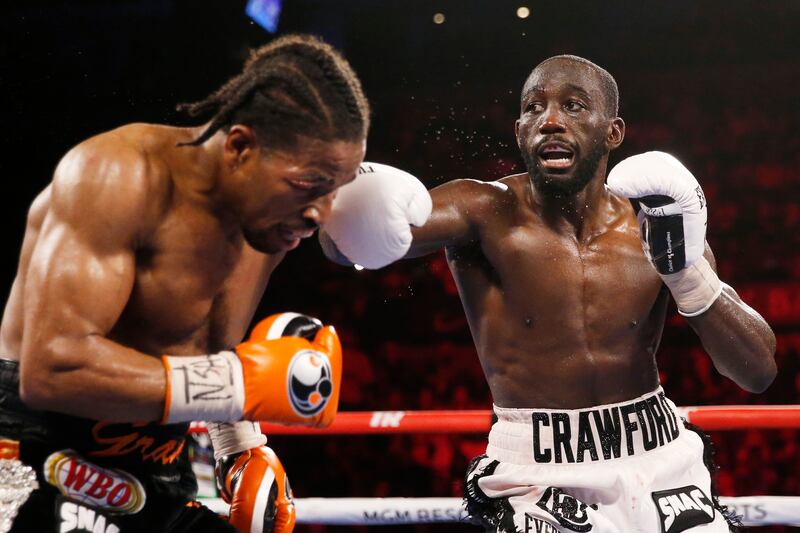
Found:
[448,196,668,409]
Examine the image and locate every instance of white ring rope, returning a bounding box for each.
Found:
[199,495,800,527]
[194,407,800,527]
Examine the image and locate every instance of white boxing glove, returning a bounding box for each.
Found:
[320,162,432,269]
[607,151,722,317]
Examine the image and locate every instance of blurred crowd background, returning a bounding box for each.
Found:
[3,1,798,531]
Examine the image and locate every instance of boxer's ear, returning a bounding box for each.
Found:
[224,125,259,166]
[514,119,521,148]
[607,117,625,151]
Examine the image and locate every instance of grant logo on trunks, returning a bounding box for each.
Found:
[287,349,333,416]
[89,421,185,465]
[651,485,715,533]
[531,392,681,463]
[57,497,121,533]
[535,487,597,532]
[44,450,146,514]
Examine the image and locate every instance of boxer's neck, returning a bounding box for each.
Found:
[529,169,614,242]
[167,126,241,230]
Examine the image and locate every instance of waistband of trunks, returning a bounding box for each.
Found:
[487,387,684,465]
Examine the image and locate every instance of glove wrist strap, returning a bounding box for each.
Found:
[207,421,266,460]
[661,256,723,317]
[161,352,245,424]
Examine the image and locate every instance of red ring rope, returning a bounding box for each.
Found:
[188,405,800,435]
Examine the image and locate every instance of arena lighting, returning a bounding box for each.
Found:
[517,6,531,18]
[432,13,446,24]
[246,0,283,33]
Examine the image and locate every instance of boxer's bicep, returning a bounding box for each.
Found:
[407,179,488,258]
[686,240,777,392]
[22,214,137,357]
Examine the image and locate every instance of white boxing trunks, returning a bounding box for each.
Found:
[464,387,736,533]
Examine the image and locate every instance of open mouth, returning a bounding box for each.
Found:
[538,143,575,170]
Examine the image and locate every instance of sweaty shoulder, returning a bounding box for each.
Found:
[409,174,523,256]
[50,126,171,244]
[431,176,518,224]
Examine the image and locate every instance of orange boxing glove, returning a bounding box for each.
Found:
[162,313,341,427]
[217,446,295,533]
[237,312,342,427]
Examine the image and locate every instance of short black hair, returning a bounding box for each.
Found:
[526,55,619,117]
[178,34,370,149]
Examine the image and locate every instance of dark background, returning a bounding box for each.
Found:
[2,1,799,531]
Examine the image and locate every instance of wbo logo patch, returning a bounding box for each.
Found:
[652,485,715,533]
[44,450,146,514]
[536,487,597,532]
[286,349,333,417]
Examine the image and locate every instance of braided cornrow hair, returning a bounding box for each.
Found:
[177,34,370,149]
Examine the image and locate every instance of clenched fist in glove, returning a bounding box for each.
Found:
[214,442,295,533]
[607,151,722,316]
[206,313,339,533]
[319,162,432,269]
[162,313,341,426]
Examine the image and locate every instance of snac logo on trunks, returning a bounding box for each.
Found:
[44,450,146,514]
[651,485,715,533]
[57,498,121,533]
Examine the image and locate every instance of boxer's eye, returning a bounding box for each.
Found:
[564,100,585,112]
[526,102,544,113]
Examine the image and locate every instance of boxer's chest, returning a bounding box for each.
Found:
[113,204,264,354]
[482,220,664,336]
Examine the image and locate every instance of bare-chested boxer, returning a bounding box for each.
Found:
[0,35,429,533]
[320,56,777,532]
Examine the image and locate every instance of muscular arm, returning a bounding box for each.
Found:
[686,246,777,393]
[405,179,497,258]
[19,141,167,422]
[319,178,493,264]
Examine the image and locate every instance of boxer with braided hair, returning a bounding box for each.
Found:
[178,34,369,149]
[0,34,369,532]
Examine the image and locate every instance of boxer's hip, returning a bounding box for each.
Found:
[0,358,189,466]
[487,386,684,465]
[467,388,734,532]
[0,358,199,529]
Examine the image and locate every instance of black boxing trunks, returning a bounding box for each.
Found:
[0,358,236,532]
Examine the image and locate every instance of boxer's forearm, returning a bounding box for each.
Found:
[686,286,777,393]
[405,193,478,258]
[20,334,166,422]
